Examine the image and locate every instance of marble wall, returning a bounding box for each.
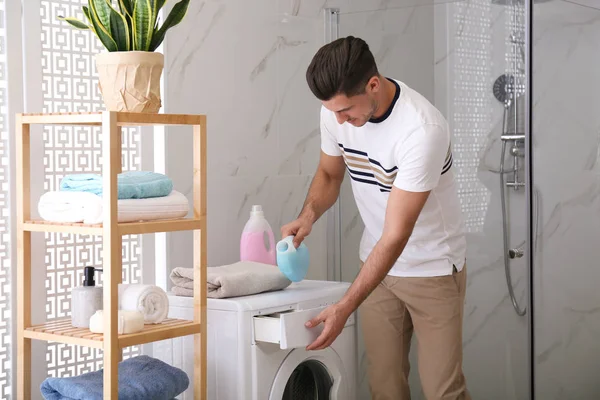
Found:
[532,1,600,398]
[163,0,333,279]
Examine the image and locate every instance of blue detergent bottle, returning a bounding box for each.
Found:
[276,236,310,282]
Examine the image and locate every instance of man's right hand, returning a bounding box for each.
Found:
[281,217,313,248]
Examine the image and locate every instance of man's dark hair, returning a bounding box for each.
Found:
[306,36,379,101]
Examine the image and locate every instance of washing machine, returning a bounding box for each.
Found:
[153,280,358,400]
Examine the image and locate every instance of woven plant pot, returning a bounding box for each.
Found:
[95,51,164,113]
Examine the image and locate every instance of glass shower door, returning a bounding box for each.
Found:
[332,1,531,398]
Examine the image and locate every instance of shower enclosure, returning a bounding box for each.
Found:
[323,0,600,398]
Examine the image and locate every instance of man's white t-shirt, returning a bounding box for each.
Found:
[321,78,466,277]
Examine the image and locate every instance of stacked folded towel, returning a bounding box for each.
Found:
[170,261,291,299]
[40,355,189,400]
[38,171,189,224]
[60,171,173,199]
[38,190,189,224]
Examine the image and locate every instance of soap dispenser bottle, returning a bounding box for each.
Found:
[71,267,103,328]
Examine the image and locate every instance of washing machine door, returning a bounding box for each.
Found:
[269,347,348,400]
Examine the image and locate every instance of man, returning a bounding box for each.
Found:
[281,36,469,400]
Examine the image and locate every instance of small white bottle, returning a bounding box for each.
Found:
[71,267,103,328]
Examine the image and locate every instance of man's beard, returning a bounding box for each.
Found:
[366,98,379,121]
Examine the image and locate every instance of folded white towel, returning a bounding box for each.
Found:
[118,284,169,324]
[170,261,292,299]
[38,190,189,224]
[88,310,145,335]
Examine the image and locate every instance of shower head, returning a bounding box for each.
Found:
[493,74,525,135]
[493,74,523,104]
[492,0,552,4]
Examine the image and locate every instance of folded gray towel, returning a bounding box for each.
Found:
[171,285,193,297]
[170,261,291,299]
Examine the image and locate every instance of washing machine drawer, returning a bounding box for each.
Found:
[253,306,355,350]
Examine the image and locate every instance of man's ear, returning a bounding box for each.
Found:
[366,75,381,94]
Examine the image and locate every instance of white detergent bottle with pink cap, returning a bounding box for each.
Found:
[240,205,277,265]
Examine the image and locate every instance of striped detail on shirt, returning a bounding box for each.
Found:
[338,143,453,193]
[442,144,453,175]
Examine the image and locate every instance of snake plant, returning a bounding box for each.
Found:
[59,0,190,52]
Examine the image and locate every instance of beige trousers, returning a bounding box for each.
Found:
[360,263,470,400]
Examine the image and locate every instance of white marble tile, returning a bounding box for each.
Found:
[344,0,464,14]
[532,0,600,398]
[275,14,323,176]
[164,0,332,281]
[339,5,436,101]
[166,0,281,180]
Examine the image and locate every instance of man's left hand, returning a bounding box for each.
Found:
[305,303,353,351]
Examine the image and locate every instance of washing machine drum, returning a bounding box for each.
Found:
[282,360,332,399]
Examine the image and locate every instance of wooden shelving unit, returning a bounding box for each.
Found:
[15,112,207,400]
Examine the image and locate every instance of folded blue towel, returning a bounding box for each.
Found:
[59,171,173,200]
[40,355,189,400]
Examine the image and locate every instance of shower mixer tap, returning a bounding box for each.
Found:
[501,135,525,190]
[509,247,524,259]
[510,144,525,157]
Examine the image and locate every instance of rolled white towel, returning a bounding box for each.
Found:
[118,284,169,324]
[38,191,103,224]
[88,310,145,335]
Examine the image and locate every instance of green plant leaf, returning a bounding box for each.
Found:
[82,5,96,30]
[149,0,164,36]
[115,1,134,45]
[88,0,118,51]
[149,0,190,51]
[132,0,153,51]
[118,0,134,16]
[90,0,112,32]
[150,0,166,21]
[57,16,90,30]
[83,5,92,21]
[83,6,102,42]
[106,1,130,50]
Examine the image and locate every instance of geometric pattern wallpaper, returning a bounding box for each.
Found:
[0,1,11,396]
[452,0,493,233]
[41,0,141,377]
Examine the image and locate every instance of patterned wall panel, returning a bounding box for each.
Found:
[452,0,493,232]
[0,0,10,396]
[40,0,141,377]
[506,2,526,97]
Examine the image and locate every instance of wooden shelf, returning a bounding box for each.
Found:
[23,218,204,235]
[16,111,208,399]
[24,318,201,349]
[23,221,103,235]
[19,111,204,127]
